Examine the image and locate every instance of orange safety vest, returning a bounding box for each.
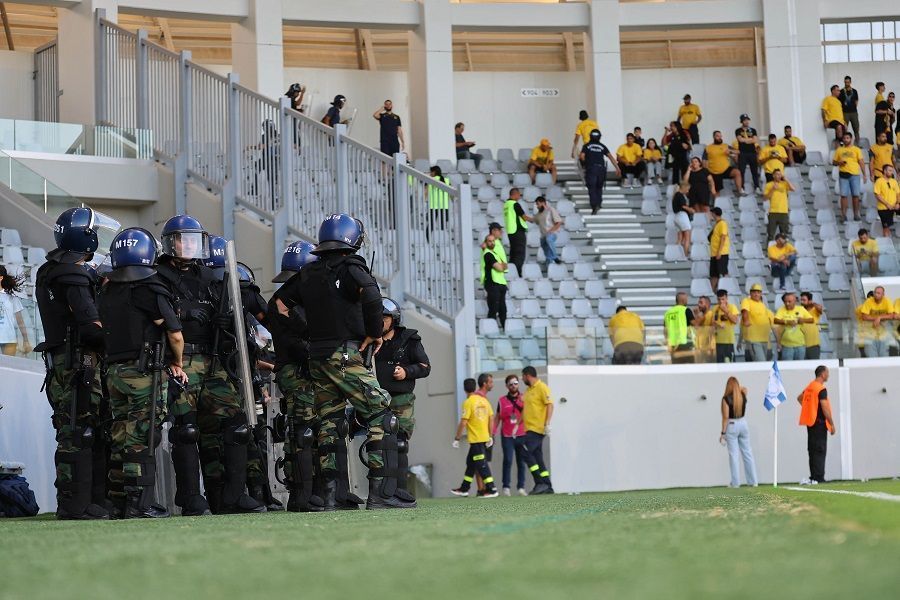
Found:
[799,380,834,432]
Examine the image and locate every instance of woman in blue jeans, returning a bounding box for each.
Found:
[719,377,758,488]
[493,375,528,496]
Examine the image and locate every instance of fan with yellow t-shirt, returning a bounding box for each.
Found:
[758,136,788,181]
[874,164,900,237]
[616,134,646,187]
[571,110,600,158]
[778,126,807,165]
[703,131,741,192]
[858,286,896,357]
[799,293,825,360]
[821,86,845,141]
[773,293,815,361]
[833,133,867,221]
[851,229,880,276]
[764,171,794,242]
[740,284,775,362]
[869,132,895,179]
[678,94,702,142]
[708,290,740,363]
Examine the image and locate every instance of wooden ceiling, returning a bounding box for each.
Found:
[0,2,759,71]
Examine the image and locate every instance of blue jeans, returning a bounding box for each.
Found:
[864,338,891,358]
[839,174,861,197]
[747,342,768,362]
[725,418,758,487]
[770,255,796,288]
[501,435,527,489]
[541,233,558,265]
[780,345,806,360]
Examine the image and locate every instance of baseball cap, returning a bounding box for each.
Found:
[488,222,503,230]
[540,138,551,146]
[740,113,751,121]
[750,283,763,292]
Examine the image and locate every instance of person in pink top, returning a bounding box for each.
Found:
[492,374,528,496]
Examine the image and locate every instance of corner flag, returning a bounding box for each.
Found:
[763,360,787,411]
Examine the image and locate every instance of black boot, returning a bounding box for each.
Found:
[394,437,417,506]
[170,432,206,514]
[322,479,338,512]
[125,489,169,519]
[222,416,266,514]
[365,478,417,510]
[287,486,325,513]
[55,447,110,520]
[181,494,212,517]
[249,479,285,512]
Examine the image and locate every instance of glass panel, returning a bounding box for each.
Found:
[872,21,883,39]
[885,43,896,61]
[0,119,153,159]
[823,23,848,42]
[825,44,849,63]
[820,23,826,42]
[848,22,871,41]
[873,43,884,61]
[886,22,896,39]
[849,43,872,62]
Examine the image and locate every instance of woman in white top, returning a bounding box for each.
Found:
[0,265,31,356]
[719,376,758,488]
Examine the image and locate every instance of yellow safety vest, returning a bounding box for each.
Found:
[481,244,508,286]
[504,200,528,235]
[664,304,693,346]
[429,175,450,210]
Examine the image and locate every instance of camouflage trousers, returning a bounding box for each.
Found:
[276,366,317,483]
[309,347,391,473]
[389,392,416,439]
[168,354,244,484]
[44,352,103,489]
[106,362,168,496]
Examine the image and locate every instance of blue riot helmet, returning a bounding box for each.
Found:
[53,207,121,261]
[236,262,256,289]
[589,129,601,141]
[382,297,401,329]
[160,215,210,260]
[272,240,318,283]
[106,228,159,282]
[312,213,365,255]
[203,235,227,269]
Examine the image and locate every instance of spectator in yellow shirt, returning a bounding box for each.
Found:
[450,376,499,498]
[833,132,867,222]
[821,84,846,145]
[643,138,664,184]
[758,134,788,182]
[528,138,557,184]
[875,81,886,108]
[850,228,879,276]
[521,366,554,495]
[616,133,645,188]
[571,110,600,159]
[609,306,645,365]
[858,286,896,357]
[703,130,743,194]
[799,292,825,360]
[694,295,715,363]
[678,94,702,143]
[710,289,740,363]
[778,125,807,166]
[741,283,774,361]
[709,207,730,293]
[774,292,815,360]
[764,169,794,242]
[874,164,900,237]
[869,131,895,180]
[767,233,797,290]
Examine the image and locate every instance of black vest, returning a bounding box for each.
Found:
[157,259,218,345]
[267,297,309,373]
[375,327,420,395]
[34,257,97,351]
[99,276,172,363]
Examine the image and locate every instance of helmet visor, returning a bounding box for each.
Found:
[162,231,210,259]
[90,211,121,257]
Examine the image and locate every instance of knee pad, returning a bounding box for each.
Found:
[123,450,156,487]
[223,414,251,446]
[168,423,200,445]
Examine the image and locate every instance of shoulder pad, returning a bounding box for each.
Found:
[51,263,95,286]
[332,254,370,271]
[398,328,421,345]
[136,274,173,297]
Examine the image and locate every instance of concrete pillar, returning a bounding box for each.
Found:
[231,0,285,99]
[763,0,828,153]
[408,0,455,161]
[584,0,625,146]
[57,0,118,125]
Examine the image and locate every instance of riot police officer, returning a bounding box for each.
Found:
[274,214,414,510]
[374,297,431,506]
[156,215,264,515]
[34,207,120,520]
[99,228,189,518]
[579,129,621,215]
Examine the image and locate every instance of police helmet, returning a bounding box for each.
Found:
[236,262,256,288]
[272,240,318,283]
[106,227,159,282]
[589,129,601,141]
[203,235,227,269]
[54,207,121,258]
[333,95,346,107]
[160,215,210,260]
[382,297,402,329]
[312,214,365,255]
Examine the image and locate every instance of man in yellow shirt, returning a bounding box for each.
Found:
[875,81,885,107]
[451,376,498,497]
[741,283,774,361]
[869,131,895,180]
[528,138,557,184]
[850,228,879,276]
[609,306,644,365]
[764,170,794,243]
[778,125,807,166]
[703,130,742,194]
[709,289,739,363]
[521,366,554,495]
[833,132,867,222]
[768,233,797,290]
[821,84,845,145]
[571,109,600,159]
[709,207,730,293]
[758,134,788,182]
[616,133,645,188]
[859,286,896,357]
[800,292,825,360]
[774,292,815,360]
[874,164,900,237]
[678,94,702,143]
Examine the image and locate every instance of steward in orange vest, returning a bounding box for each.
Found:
[796,366,836,484]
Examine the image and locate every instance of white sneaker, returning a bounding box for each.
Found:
[502,487,511,497]
[799,478,812,485]
[518,488,528,496]
[810,480,819,485]
[450,487,469,497]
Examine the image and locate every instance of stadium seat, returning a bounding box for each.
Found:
[472,213,489,232]
[0,228,21,246]
[584,317,607,337]
[555,230,571,246]
[531,318,550,337]
[809,179,829,196]
[475,300,488,318]
[799,274,822,292]
[795,240,816,257]
[789,209,809,225]
[816,209,836,225]
[559,280,580,299]
[509,279,530,299]
[797,257,818,275]
[806,151,825,166]
[449,173,465,187]
[690,278,714,297]
[520,298,542,319]
[641,197,662,216]
[491,173,510,188]
[546,298,567,319]
[822,238,843,257]
[546,186,565,201]
[792,224,813,241]
[690,227,709,246]
[664,244,686,262]
[819,223,840,240]
[534,279,554,299]
[876,237,897,254]
[572,298,593,319]
[743,259,767,277]
[664,228,678,245]
[691,261,708,278]
[714,196,733,212]
[808,166,826,181]
[486,199,504,219]
[477,187,497,201]
[693,213,709,229]
[527,229,541,248]
[2,246,25,266]
[827,273,850,291]
[535,173,553,187]
[566,214,584,231]
[479,319,500,337]
[519,338,542,361]
[513,173,531,187]
[690,245,710,261]
[642,185,660,200]
[481,359,499,372]
[548,339,570,362]
[457,159,477,174]
[522,263,543,280]
[824,256,846,274]
[744,277,768,294]
[479,159,499,174]
[493,338,515,361]
[741,226,761,242]
[497,148,515,162]
[548,263,568,281]
[556,199,575,216]
[518,148,532,162]
[524,186,541,202]
[718,277,741,296]
[25,247,46,265]
[469,173,488,188]
[738,196,758,212]
[560,245,580,263]
[436,159,456,174]
[572,262,595,281]
[598,298,619,318]
[413,159,431,172]
[739,211,759,227]
[741,242,763,260]
[576,337,596,362]
[476,149,494,161]
[584,280,609,299]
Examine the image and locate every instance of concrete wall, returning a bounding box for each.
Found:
[823,61,900,142]
[0,50,35,121]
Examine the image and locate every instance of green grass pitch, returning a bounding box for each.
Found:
[1,481,898,600]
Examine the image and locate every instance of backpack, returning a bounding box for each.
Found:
[0,475,40,518]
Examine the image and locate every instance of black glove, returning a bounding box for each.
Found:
[186,307,212,325]
[213,313,234,331]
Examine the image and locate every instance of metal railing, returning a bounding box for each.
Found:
[235,86,282,214]
[186,63,229,190]
[284,106,339,234]
[33,40,59,123]
[97,23,138,129]
[145,43,182,159]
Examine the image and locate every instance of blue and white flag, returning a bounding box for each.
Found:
[763,360,787,411]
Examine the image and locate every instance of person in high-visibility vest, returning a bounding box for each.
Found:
[427,165,451,236]
[664,291,697,363]
[796,365,836,485]
[481,234,509,332]
[504,188,532,277]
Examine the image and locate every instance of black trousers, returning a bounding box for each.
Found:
[612,342,644,365]
[738,152,760,189]
[805,345,821,360]
[688,124,700,144]
[508,231,526,277]
[521,431,551,485]
[621,163,645,180]
[716,343,735,363]
[807,421,828,482]
[460,442,494,491]
[670,154,689,184]
[585,166,607,211]
[485,283,507,329]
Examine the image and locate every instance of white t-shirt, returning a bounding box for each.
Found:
[0,292,24,343]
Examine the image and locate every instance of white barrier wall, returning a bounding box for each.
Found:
[0,50,35,120]
[842,358,900,481]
